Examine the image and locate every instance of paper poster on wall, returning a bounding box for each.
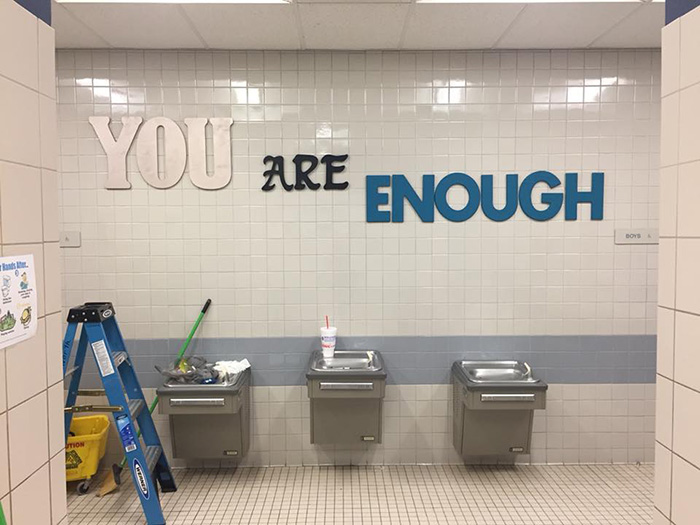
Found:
[0,255,38,350]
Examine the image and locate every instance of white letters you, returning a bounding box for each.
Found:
[89,116,233,190]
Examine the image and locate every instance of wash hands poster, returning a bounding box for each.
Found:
[0,255,37,349]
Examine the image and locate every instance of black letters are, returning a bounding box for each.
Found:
[293,154,321,190]
[321,154,349,190]
[262,155,293,192]
[262,154,349,192]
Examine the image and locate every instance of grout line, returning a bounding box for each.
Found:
[587,4,647,49]
[491,5,528,50]
[658,304,700,318]
[0,70,44,95]
[6,455,50,498]
[53,4,112,48]
[397,0,417,50]
[293,1,306,51]
[0,158,56,173]
[175,5,208,50]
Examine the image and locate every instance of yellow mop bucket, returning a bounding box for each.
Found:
[65,415,110,487]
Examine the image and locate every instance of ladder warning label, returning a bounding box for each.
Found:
[91,339,115,377]
[116,414,138,453]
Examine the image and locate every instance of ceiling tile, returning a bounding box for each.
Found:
[61,3,204,49]
[590,3,664,48]
[181,4,300,50]
[402,4,524,50]
[298,0,410,2]
[298,3,410,50]
[496,3,638,49]
[52,2,110,48]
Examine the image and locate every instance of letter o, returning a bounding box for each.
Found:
[136,117,186,189]
[434,173,481,222]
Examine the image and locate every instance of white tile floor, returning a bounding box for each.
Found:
[67,464,653,525]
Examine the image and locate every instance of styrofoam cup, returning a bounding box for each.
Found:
[321,327,337,358]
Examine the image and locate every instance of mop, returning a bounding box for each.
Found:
[97,299,212,496]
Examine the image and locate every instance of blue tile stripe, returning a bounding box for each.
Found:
[75,335,656,388]
[14,0,51,25]
[667,0,700,24]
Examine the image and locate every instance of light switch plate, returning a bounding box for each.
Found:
[614,228,658,245]
[59,231,81,248]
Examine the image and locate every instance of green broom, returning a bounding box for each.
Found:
[0,500,7,525]
[98,299,211,496]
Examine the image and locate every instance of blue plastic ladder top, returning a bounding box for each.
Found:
[62,302,176,525]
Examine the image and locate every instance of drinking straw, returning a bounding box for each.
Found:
[325,315,329,329]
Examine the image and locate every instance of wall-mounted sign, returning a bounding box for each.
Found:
[90,116,350,193]
[90,116,604,223]
[90,116,234,190]
[367,171,605,223]
[614,228,658,245]
[0,255,38,350]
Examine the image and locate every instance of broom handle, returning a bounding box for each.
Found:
[118,299,212,469]
[174,299,211,366]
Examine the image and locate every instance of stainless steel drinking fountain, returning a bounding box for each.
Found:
[157,368,251,460]
[306,350,386,445]
[452,360,547,461]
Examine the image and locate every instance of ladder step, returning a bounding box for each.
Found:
[128,399,146,420]
[144,445,162,474]
[64,366,80,379]
[77,389,105,397]
[112,351,129,367]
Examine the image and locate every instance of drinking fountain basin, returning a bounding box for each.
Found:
[457,360,540,385]
[309,350,384,373]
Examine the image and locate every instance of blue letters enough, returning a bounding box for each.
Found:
[366,175,391,223]
[364,171,604,223]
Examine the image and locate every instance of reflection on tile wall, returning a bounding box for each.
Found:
[57,49,660,340]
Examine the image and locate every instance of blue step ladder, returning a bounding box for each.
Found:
[62,302,176,525]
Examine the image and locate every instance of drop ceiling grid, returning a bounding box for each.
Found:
[52,0,664,51]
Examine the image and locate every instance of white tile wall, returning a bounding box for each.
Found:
[90,382,654,468]
[9,464,51,525]
[658,166,677,237]
[655,375,672,448]
[49,452,66,525]
[0,0,38,91]
[8,392,49,489]
[0,76,41,167]
[56,49,660,340]
[0,414,8,499]
[0,163,44,245]
[673,311,700,391]
[656,306,674,379]
[5,319,47,409]
[655,443,672,518]
[657,7,700,525]
[0,2,63,524]
[676,161,700,237]
[671,383,700,469]
[0,350,6,413]
[671,455,700,525]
